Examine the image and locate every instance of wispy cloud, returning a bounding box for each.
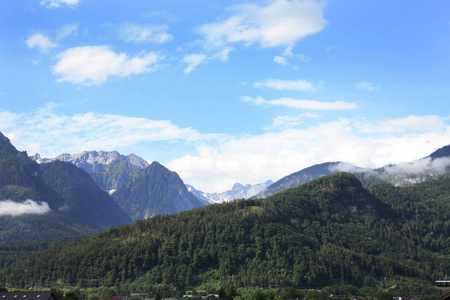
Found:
[57,24,79,39]
[182,53,207,73]
[331,156,450,182]
[53,46,162,85]
[274,46,311,67]
[356,81,379,92]
[182,47,234,73]
[359,115,446,133]
[117,23,173,44]
[0,104,220,158]
[40,0,81,8]
[263,113,319,130]
[1,106,449,193]
[25,33,57,52]
[242,96,357,110]
[0,200,51,217]
[197,0,327,49]
[254,79,321,92]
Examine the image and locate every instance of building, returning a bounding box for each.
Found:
[436,280,450,300]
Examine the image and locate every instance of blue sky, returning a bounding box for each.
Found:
[0,0,449,192]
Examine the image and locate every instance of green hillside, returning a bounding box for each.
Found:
[2,173,448,294]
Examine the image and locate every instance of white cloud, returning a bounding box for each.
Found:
[273,55,289,65]
[198,0,327,49]
[0,200,51,217]
[168,117,450,192]
[25,33,57,52]
[182,53,207,73]
[274,46,311,67]
[359,115,446,133]
[53,46,162,85]
[1,106,449,193]
[117,23,173,44]
[332,156,450,182]
[263,113,319,130]
[242,96,357,110]
[57,24,79,39]
[40,0,80,8]
[0,104,220,159]
[356,81,379,91]
[210,47,234,62]
[254,79,320,92]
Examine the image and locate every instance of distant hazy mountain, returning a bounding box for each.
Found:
[112,162,207,219]
[187,180,274,203]
[0,132,131,241]
[350,144,450,187]
[428,144,450,159]
[252,144,450,198]
[32,151,149,193]
[253,162,358,198]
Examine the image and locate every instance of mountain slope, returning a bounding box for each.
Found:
[254,162,357,198]
[32,151,149,193]
[2,173,448,291]
[39,160,132,229]
[428,143,450,159]
[0,133,98,241]
[0,132,132,241]
[113,162,206,219]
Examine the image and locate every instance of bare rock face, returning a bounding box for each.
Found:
[30,150,149,192]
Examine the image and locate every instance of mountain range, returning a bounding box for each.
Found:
[187,180,273,203]
[2,129,450,294]
[32,151,149,194]
[0,132,132,241]
[252,145,450,199]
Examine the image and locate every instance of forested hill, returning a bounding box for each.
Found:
[2,172,449,292]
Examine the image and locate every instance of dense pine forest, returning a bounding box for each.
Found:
[1,172,449,297]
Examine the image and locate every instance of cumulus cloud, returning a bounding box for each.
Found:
[242,96,357,110]
[167,118,450,192]
[40,0,80,8]
[273,55,289,65]
[25,33,57,52]
[197,0,327,49]
[254,79,320,92]
[53,46,162,85]
[117,23,173,44]
[0,200,51,217]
